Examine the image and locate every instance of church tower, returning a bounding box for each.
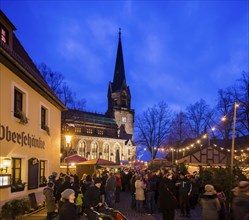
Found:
[107,29,134,141]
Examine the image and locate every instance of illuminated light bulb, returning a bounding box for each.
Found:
[191,144,194,147]
[211,127,215,131]
[203,134,207,139]
[144,148,147,151]
[197,140,201,144]
[221,116,226,121]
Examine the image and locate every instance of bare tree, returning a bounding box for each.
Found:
[214,88,235,144]
[167,111,193,155]
[38,62,64,96]
[135,101,172,159]
[186,99,212,137]
[233,71,249,137]
[37,63,86,110]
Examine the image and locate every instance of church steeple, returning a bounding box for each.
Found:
[107,29,134,141]
[113,28,126,92]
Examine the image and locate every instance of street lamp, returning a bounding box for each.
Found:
[231,102,239,172]
[65,135,72,175]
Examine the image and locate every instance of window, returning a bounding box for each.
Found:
[39,160,46,186]
[121,92,127,107]
[114,99,118,107]
[78,142,85,157]
[14,88,23,118]
[75,127,81,133]
[103,143,109,160]
[128,149,131,155]
[41,106,47,130]
[62,125,69,132]
[87,128,93,134]
[0,24,8,44]
[91,142,98,158]
[12,158,21,185]
[97,130,104,135]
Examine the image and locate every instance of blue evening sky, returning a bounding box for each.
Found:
[1,1,248,115]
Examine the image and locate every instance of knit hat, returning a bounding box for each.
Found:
[204,184,216,195]
[52,171,57,176]
[94,178,102,184]
[61,189,75,199]
[238,181,249,188]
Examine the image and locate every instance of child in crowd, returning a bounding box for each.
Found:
[75,189,83,218]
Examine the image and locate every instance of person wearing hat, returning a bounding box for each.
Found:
[199,184,221,220]
[58,188,76,220]
[84,178,103,220]
[232,181,249,220]
[43,182,57,220]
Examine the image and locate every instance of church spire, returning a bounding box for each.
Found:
[113,28,126,92]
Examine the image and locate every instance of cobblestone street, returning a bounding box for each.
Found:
[21,191,202,220]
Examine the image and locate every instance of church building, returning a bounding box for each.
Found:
[61,30,136,164]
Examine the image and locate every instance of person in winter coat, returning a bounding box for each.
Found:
[105,172,117,208]
[58,189,76,220]
[214,184,227,220]
[84,178,103,220]
[232,181,249,220]
[115,172,122,203]
[176,172,192,218]
[43,182,57,220]
[199,184,221,220]
[56,175,72,202]
[158,171,178,220]
[135,175,146,213]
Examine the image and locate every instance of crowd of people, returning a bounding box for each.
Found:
[42,167,249,220]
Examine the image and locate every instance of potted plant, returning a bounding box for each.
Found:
[39,176,47,187]
[16,110,29,125]
[1,198,30,219]
[11,179,26,192]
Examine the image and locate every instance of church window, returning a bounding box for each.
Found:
[128,149,131,155]
[91,142,98,159]
[121,92,127,107]
[62,125,69,132]
[103,143,109,160]
[87,128,93,134]
[75,127,81,133]
[78,142,85,157]
[97,130,104,135]
[114,99,118,107]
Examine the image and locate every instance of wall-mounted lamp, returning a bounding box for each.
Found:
[0,158,11,173]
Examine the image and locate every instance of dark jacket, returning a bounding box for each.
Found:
[158,177,178,210]
[84,185,101,208]
[58,200,76,220]
[176,177,192,198]
[43,187,56,212]
[105,175,117,192]
[56,180,72,201]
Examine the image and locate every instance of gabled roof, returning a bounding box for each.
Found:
[0,10,66,111]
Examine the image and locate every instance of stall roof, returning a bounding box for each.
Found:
[77,158,116,165]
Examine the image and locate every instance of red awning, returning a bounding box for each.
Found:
[64,154,87,163]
